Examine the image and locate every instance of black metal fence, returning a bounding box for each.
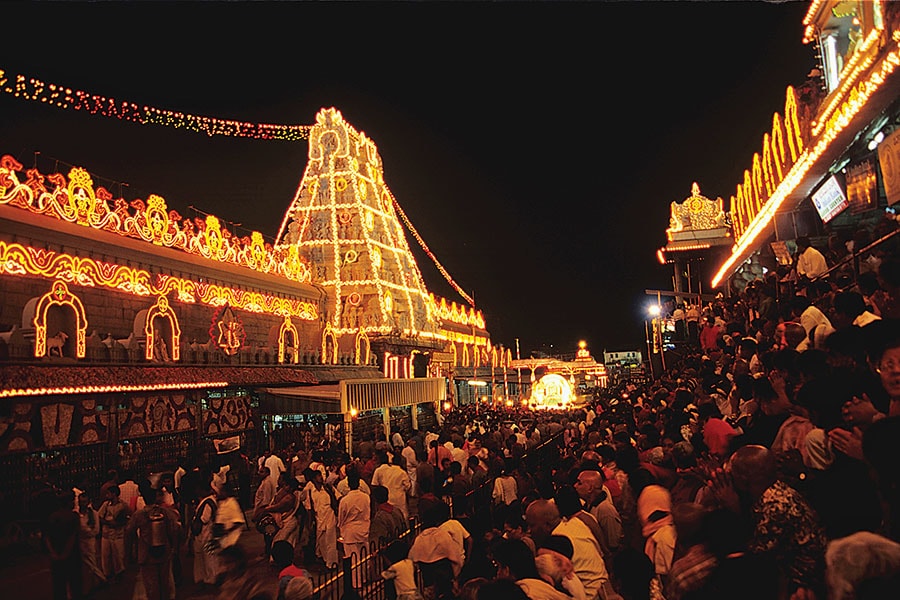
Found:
[309,429,565,599]
[309,518,422,600]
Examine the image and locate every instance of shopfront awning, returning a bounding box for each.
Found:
[257,385,342,414]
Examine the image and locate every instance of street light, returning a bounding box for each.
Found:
[645,304,661,379]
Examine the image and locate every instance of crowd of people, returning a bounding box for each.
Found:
[27,240,900,600]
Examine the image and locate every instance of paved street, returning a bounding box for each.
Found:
[1,512,292,600]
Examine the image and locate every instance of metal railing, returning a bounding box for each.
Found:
[310,429,565,599]
[455,430,565,522]
[812,226,900,285]
[310,517,422,600]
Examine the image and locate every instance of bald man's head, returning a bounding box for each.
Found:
[730,445,776,498]
[525,499,560,545]
[573,470,604,504]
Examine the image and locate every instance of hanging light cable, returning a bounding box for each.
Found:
[391,195,475,307]
[0,67,312,141]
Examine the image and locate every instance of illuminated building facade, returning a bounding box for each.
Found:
[0,107,489,514]
[712,1,900,291]
[658,182,734,303]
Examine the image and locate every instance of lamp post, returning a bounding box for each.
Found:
[646,304,661,379]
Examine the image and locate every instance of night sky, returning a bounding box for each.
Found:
[0,1,816,356]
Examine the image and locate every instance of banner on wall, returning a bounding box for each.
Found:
[878,128,900,206]
[213,436,241,454]
[846,158,878,214]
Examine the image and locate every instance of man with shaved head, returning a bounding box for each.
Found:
[725,445,826,598]
[574,469,623,558]
[527,497,612,600]
[525,498,560,547]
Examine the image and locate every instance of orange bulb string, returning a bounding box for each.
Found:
[0,66,312,141]
[390,195,475,307]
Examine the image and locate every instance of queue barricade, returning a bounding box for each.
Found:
[310,430,565,599]
[310,516,421,600]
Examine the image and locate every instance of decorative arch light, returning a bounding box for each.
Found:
[278,315,300,364]
[33,280,87,358]
[144,295,181,361]
[715,30,900,288]
[730,87,805,244]
[355,329,371,365]
[530,373,574,410]
[0,240,319,321]
[321,322,338,365]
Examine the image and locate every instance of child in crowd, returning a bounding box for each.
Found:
[272,540,313,600]
[382,539,423,600]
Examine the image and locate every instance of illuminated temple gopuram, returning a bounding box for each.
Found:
[0,107,497,515]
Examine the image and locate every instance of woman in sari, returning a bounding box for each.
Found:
[263,472,301,550]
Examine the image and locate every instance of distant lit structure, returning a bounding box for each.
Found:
[530,373,573,410]
[510,341,608,406]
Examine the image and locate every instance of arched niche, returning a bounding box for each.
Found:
[33,281,87,358]
[279,316,300,364]
[144,296,181,362]
[321,322,338,365]
[355,330,371,365]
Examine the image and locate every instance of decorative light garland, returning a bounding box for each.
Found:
[0,240,319,320]
[0,68,312,141]
[390,195,475,307]
[0,156,313,284]
[0,381,229,400]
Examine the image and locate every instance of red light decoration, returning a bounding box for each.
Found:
[0,68,312,141]
[145,295,181,361]
[0,156,313,286]
[34,281,87,358]
[278,316,300,365]
[0,240,318,321]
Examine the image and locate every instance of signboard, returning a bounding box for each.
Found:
[770,241,793,266]
[811,175,849,223]
[604,350,642,365]
[879,127,900,206]
[846,159,877,214]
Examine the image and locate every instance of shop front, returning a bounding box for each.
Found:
[712,2,900,291]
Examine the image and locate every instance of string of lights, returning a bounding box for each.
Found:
[391,195,475,307]
[0,67,312,141]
